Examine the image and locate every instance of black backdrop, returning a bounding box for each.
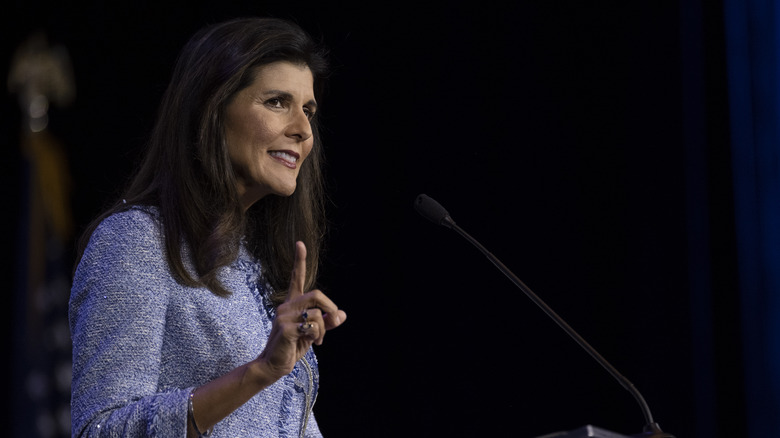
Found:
[2,1,745,437]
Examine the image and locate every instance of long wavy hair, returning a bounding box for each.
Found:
[76,17,330,303]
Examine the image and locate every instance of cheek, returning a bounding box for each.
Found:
[227,107,275,145]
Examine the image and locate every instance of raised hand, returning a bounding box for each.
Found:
[256,241,346,380]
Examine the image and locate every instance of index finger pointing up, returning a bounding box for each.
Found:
[286,241,307,302]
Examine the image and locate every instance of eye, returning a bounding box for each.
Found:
[304,106,316,121]
[265,97,285,109]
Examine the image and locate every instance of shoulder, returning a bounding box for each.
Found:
[72,205,179,313]
[78,205,166,273]
[92,205,162,242]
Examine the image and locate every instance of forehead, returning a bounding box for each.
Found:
[249,61,314,94]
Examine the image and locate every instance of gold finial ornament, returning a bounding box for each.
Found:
[8,31,75,132]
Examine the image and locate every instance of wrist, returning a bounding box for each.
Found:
[245,357,285,388]
[189,390,213,437]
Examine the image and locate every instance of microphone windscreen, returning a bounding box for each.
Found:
[414,194,452,226]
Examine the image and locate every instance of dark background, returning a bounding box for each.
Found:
[2,1,747,437]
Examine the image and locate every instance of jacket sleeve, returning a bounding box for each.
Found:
[69,209,190,437]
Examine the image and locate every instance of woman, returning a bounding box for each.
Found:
[69,17,346,437]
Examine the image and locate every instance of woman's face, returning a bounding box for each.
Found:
[224,61,316,210]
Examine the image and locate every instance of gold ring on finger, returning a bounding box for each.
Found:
[297,322,313,334]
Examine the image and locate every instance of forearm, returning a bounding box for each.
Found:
[187,359,277,437]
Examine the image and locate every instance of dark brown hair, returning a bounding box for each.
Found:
[77,17,330,302]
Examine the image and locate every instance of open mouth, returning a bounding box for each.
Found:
[269,150,300,168]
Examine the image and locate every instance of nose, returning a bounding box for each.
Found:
[286,107,312,142]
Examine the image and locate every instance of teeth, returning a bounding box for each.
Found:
[269,151,297,162]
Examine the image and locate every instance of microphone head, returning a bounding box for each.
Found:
[414,194,455,228]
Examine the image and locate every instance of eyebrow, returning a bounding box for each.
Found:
[262,90,318,111]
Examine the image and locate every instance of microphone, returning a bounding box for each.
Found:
[413,194,674,438]
[413,194,455,228]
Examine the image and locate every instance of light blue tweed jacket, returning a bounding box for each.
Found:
[69,206,322,437]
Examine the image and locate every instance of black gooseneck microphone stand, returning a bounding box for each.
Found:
[414,194,674,438]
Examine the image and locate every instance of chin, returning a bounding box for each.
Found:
[273,184,298,198]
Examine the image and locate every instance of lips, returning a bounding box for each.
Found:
[269,150,300,168]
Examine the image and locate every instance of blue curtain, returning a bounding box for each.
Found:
[724,0,780,436]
